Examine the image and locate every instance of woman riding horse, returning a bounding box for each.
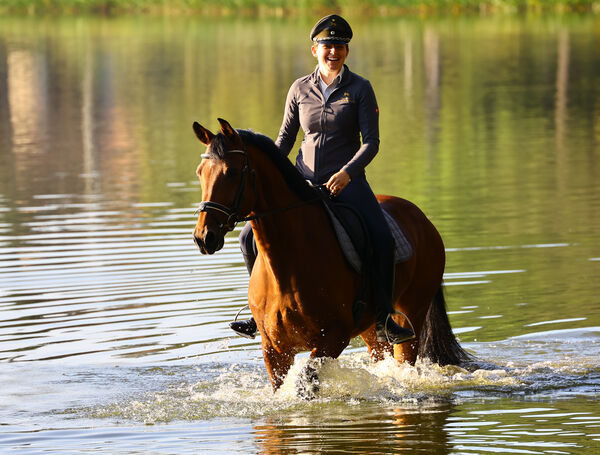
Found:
[231,14,413,345]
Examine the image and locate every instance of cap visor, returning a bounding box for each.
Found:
[315,38,349,44]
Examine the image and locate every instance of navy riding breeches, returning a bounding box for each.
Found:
[335,176,395,315]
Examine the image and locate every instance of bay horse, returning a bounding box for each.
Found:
[193,118,470,394]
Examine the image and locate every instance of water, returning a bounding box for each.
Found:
[1,14,599,454]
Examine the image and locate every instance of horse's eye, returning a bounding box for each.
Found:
[224,168,239,179]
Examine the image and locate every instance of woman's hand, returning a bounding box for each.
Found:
[325,170,351,196]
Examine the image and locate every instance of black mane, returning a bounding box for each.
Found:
[210,129,320,201]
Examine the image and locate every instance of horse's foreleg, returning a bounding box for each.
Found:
[296,338,350,400]
[296,357,321,400]
[262,341,295,391]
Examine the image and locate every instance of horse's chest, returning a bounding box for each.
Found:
[251,294,321,340]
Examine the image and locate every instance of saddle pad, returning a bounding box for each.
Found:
[382,209,413,263]
[324,204,413,274]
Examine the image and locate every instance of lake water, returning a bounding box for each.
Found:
[0,14,599,454]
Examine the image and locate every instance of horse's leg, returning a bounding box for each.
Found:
[296,337,350,400]
[295,357,321,400]
[262,340,295,391]
[393,336,420,364]
[360,326,393,362]
[392,285,438,364]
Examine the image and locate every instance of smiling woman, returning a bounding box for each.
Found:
[311,43,349,86]
[232,14,418,346]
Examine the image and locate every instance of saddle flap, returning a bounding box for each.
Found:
[322,199,413,274]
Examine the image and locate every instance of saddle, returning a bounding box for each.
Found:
[320,194,413,324]
[321,197,413,274]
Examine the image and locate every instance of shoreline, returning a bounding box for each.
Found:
[1,1,599,17]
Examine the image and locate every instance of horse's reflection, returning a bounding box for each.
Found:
[253,400,453,454]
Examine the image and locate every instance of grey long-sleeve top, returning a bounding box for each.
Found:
[275,65,380,185]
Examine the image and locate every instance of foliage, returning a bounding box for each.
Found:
[0,0,598,15]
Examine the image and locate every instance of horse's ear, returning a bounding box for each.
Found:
[193,121,215,145]
[217,118,238,140]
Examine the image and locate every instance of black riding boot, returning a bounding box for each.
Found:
[229,317,258,339]
[375,312,414,344]
[241,252,255,275]
[229,252,259,339]
[373,253,415,344]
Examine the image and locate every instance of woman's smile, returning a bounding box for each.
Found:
[312,43,349,80]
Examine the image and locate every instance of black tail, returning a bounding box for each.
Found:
[418,285,472,365]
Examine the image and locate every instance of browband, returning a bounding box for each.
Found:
[201,150,246,160]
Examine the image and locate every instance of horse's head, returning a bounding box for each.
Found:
[192,118,255,254]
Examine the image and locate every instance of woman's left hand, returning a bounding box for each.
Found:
[325,170,351,196]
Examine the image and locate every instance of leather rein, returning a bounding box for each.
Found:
[195,145,325,233]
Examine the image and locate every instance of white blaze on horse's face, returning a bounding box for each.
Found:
[192,119,249,255]
[199,153,244,208]
[194,149,249,254]
[194,155,230,254]
[197,155,224,204]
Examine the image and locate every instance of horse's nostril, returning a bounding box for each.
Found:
[204,230,216,251]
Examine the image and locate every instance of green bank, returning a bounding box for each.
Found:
[1,0,598,16]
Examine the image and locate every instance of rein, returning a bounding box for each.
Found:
[196,147,325,232]
[240,195,324,222]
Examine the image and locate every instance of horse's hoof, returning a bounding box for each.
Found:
[295,365,319,400]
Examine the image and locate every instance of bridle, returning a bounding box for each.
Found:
[195,143,326,233]
[195,147,253,233]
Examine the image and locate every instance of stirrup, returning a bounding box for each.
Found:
[378,311,416,344]
[229,305,258,339]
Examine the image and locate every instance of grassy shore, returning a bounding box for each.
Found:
[0,0,598,16]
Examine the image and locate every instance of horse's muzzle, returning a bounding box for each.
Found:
[193,227,224,255]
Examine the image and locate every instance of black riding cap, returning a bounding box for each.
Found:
[310,14,353,45]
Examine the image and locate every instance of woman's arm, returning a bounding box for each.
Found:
[275,81,301,156]
[340,80,380,179]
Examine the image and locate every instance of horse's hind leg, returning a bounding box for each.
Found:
[393,338,420,364]
[392,284,439,364]
[360,326,393,362]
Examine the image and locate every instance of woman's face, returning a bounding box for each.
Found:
[312,43,349,74]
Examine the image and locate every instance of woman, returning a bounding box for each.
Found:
[232,15,414,345]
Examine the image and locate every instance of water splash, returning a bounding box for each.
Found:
[87,346,599,424]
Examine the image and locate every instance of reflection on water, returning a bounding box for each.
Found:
[0,14,599,455]
[0,200,253,363]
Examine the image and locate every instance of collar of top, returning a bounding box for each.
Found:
[311,64,350,86]
[310,14,353,44]
[318,65,345,87]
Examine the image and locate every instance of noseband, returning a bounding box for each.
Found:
[195,147,254,233]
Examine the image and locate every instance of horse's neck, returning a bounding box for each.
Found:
[250,161,334,281]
